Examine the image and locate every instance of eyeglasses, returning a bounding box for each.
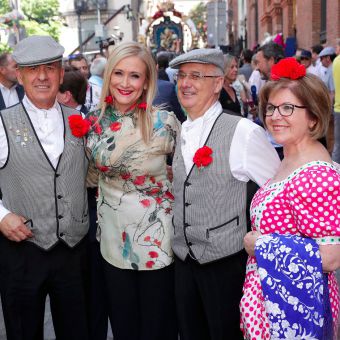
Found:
[174,71,221,81]
[265,103,307,117]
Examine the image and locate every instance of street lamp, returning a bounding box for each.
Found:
[74,0,88,53]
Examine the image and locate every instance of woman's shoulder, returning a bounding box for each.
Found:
[151,108,179,127]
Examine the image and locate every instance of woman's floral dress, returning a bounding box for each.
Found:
[86,107,180,271]
[240,162,340,339]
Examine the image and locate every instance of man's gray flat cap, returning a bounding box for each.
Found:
[13,35,65,67]
[169,48,224,72]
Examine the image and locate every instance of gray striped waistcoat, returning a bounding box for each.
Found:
[0,103,89,250]
[172,113,247,264]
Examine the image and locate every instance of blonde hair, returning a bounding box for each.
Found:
[259,74,331,140]
[99,42,158,144]
[223,54,237,75]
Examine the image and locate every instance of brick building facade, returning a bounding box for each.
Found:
[245,0,339,51]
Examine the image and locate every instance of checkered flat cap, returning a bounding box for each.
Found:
[169,48,224,72]
[13,35,65,67]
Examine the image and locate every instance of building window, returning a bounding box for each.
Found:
[320,0,327,43]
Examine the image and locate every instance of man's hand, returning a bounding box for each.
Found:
[0,213,33,242]
[244,231,261,257]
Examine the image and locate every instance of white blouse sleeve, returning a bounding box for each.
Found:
[229,118,280,186]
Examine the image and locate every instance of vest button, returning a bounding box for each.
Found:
[188,242,193,246]
[185,202,191,207]
[184,223,190,227]
[57,195,63,199]
[185,182,191,187]
[60,232,64,237]
[56,174,60,178]
[58,215,63,219]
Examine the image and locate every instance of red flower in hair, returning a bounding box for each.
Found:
[105,95,114,105]
[68,115,91,138]
[193,146,213,168]
[271,57,306,81]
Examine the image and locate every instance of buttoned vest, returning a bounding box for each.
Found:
[172,113,247,264]
[0,103,89,250]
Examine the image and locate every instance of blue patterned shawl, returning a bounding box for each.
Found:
[255,233,332,340]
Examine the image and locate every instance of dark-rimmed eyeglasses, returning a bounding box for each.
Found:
[265,103,307,117]
[174,71,222,81]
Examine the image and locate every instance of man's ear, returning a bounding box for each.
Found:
[16,68,24,85]
[214,76,224,94]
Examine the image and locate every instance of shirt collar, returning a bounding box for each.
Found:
[184,101,222,126]
[23,95,61,114]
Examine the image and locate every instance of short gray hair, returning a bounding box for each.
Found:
[90,57,107,77]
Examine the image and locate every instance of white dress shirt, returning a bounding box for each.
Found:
[0,83,20,108]
[181,101,280,185]
[0,95,64,220]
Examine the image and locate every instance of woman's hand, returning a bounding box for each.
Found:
[244,231,262,256]
[319,244,340,272]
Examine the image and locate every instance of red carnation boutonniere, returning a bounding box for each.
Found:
[105,95,114,105]
[68,115,91,138]
[193,146,213,168]
[271,57,306,81]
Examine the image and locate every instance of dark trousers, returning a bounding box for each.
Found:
[0,236,89,340]
[102,259,178,340]
[87,241,108,340]
[175,251,247,340]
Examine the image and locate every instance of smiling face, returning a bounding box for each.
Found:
[109,55,147,113]
[265,88,315,147]
[177,63,223,120]
[16,62,64,109]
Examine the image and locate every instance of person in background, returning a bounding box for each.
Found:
[319,46,336,155]
[300,49,316,74]
[310,44,326,78]
[69,54,99,112]
[156,52,170,81]
[219,54,242,115]
[89,57,107,91]
[0,53,24,110]
[239,49,253,82]
[333,39,340,164]
[241,57,340,339]
[169,48,280,340]
[57,66,88,114]
[256,42,285,159]
[0,35,89,340]
[86,42,180,340]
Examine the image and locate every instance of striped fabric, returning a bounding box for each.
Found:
[172,113,247,264]
[0,103,89,250]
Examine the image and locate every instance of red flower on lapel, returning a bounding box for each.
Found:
[68,115,91,138]
[193,146,213,168]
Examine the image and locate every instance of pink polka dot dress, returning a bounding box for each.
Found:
[240,161,340,339]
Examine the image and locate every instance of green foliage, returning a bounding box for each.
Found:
[0,42,12,54]
[20,0,62,41]
[0,0,11,15]
[188,2,207,45]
